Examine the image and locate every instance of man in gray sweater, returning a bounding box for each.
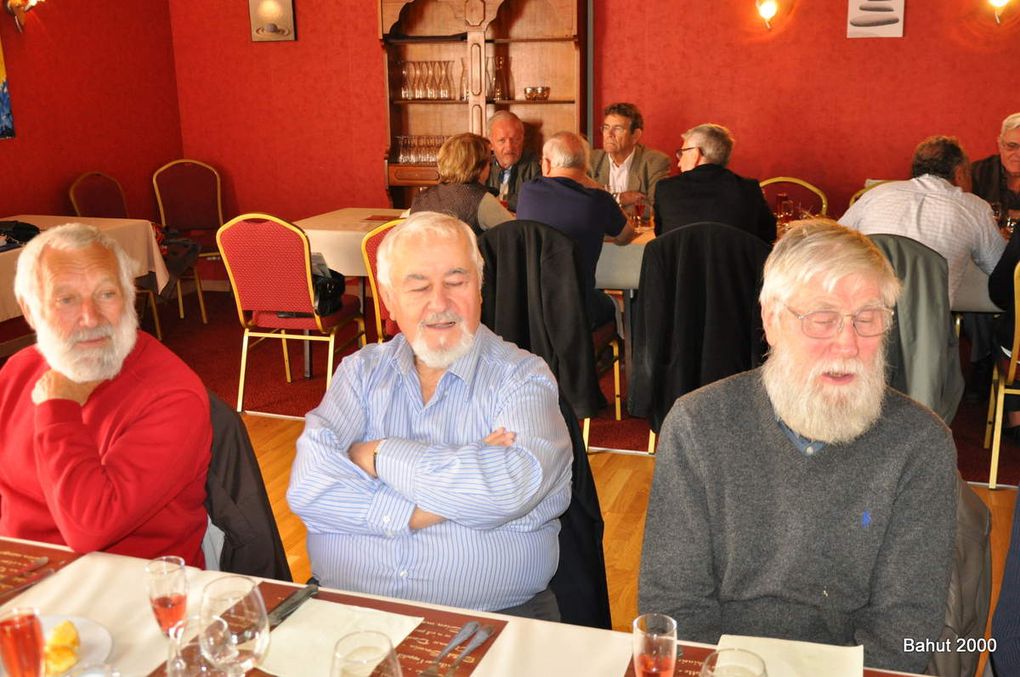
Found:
[639,220,957,673]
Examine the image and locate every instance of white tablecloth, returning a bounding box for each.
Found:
[296,208,404,278]
[1,215,171,323]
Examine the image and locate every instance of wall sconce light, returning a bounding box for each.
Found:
[756,0,779,30]
[990,0,1010,24]
[6,0,44,32]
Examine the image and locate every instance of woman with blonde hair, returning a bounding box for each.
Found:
[410,133,513,233]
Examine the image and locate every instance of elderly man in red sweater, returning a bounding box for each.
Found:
[0,223,211,565]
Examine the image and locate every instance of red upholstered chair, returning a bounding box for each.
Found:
[360,219,404,343]
[69,171,165,339]
[217,213,366,413]
[69,171,129,218]
[153,159,224,250]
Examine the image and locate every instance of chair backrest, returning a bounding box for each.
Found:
[759,176,828,216]
[69,171,129,218]
[216,213,326,332]
[153,159,224,233]
[360,219,403,343]
[868,234,963,423]
[477,219,603,419]
[628,222,771,433]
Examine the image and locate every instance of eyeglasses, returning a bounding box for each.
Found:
[601,124,630,135]
[1000,140,1020,153]
[786,305,894,338]
[675,147,698,160]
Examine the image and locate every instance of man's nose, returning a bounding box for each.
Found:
[78,298,101,328]
[830,317,860,355]
[427,286,450,311]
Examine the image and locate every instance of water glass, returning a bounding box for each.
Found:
[632,613,676,677]
[145,555,188,636]
[0,607,44,677]
[700,648,767,677]
[166,616,227,676]
[199,576,270,677]
[330,630,402,677]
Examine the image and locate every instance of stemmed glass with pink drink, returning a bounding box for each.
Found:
[145,556,189,636]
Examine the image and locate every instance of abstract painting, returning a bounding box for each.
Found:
[847,0,905,38]
[0,35,13,139]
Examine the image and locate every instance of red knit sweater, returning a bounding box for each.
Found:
[0,332,211,566]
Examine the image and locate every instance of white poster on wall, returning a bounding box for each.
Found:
[847,0,904,38]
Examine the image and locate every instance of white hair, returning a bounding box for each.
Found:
[1001,112,1020,138]
[15,222,138,318]
[376,212,483,291]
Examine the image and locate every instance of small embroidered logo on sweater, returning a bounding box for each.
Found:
[861,511,872,528]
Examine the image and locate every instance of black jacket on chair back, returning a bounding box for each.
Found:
[628,222,771,433]
[477,220,604,418]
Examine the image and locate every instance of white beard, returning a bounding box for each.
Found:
[34,305,139,383]
[410,311,476,370]
[761,341,886,444]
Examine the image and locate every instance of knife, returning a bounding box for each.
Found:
[0,556,49,586]
[267,583,319,626]
[0,568,55,604]
[443,624,494,676]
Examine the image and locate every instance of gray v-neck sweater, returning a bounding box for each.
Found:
[639,368,957,673]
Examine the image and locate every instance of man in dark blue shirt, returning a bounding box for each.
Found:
[516,131,632,328]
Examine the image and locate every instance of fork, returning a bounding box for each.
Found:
[420,621,480,677]
[443,624,494,677]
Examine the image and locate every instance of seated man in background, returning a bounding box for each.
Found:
[0,224,211,565]
[653,123,776,243]
[486,110,541,211]
[840,135,1004,306]
[516,130,633,329]
[287,212,572,619]
[971,111,1020,224]
[640,221,957,672]
[588,102,671,213]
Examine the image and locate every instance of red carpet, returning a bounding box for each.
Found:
[2,289,1013,485]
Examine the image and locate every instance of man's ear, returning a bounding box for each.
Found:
[18,299,36,331]
[954,164,972,192]
[632,128,643,144]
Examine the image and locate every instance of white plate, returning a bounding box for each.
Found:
[40,615,113,677]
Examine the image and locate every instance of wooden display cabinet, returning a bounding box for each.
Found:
[380,0,589,208]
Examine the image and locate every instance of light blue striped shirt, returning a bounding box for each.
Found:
[287,326,572,611]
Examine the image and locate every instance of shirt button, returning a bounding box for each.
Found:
[382,516,390,524]
[399,570,408,578]
[805,445,814,455]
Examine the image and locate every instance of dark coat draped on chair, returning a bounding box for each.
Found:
[205,392,292,581]
[477,220,604,419]
[628,222,771,433]
[549,394,612,629]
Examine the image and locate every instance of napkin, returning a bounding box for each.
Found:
[261,598,423,677]
[717,634,864,677]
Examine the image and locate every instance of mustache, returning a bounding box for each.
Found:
[809,358,865,379]
[419,311,462,328]
[69,324,114,344]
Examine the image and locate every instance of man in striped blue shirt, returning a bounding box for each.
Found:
[287,211,573,619]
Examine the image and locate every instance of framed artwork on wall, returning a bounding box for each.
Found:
[249,0,297,42]
[0,36,13,139]
[847,0,904,38]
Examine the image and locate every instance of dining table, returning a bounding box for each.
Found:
[0,536,927,677]
[0,215,171,324]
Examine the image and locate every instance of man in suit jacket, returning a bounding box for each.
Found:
[589,102,671,213]
[654,123,776,243]
[485,111,541,212]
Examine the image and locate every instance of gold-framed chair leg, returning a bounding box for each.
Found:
[984,364,1000,449]
[357,317,367,348]
[145,290,163,341]
[582,417,591,451]
[176,280,185,319]
[648,430,657,455]
[194,268,207,324]
[989,379,1008,489]
[281,337,292,383]
[612,340,621,421]
[237,329,251,412]
[326,332,337,389]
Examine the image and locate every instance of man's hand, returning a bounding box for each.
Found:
[408,507,445,530]
[31,370,102,406]
[618,190,645,207]
[348,440,382,477]
[483,427,516,447]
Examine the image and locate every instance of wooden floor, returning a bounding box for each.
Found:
[245,414,1016,667]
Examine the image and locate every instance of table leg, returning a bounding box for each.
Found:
[303,330,312,379]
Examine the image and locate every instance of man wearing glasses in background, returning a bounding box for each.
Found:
[639,221,957,673]
[653,123,776,242]
[971,112,1020,225]
[588,102,670,214]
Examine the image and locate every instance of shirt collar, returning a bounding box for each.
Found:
[775,417,827,457]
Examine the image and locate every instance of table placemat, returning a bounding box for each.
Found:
[0,538,80,603]
[149,581,507,676]
[623,641,916,677]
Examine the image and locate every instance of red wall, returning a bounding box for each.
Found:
[0,1,182,221]
[168,0,390,222]
[2,1,1017,222]
[594,0,1019,214]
